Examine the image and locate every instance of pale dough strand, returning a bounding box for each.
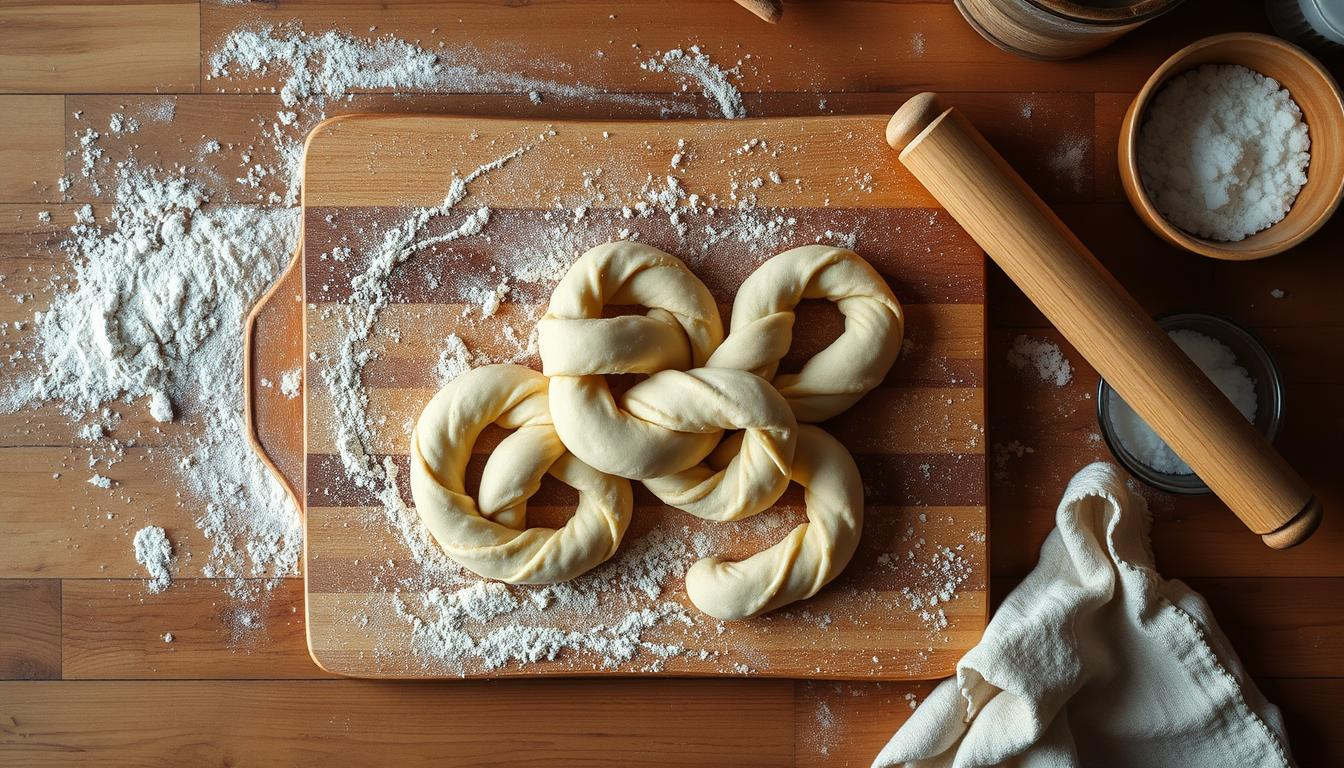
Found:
[539,241,725,480]
[624,367,797,521]
[409,364,632,585]
[707,244,904,422]
[684,425,863,620]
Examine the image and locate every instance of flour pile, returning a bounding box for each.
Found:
[6,169,301,582]
[1007,334,1073,387]
[133,525,175,594]
[1137,63,1310,242]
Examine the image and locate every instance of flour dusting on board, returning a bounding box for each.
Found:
[1007,334,1073,387]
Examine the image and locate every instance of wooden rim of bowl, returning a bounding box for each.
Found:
[1119,33,1344,260]
[1027,0,1182,25]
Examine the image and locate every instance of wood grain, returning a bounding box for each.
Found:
[0,679,798,767]
[795,680,936,767]
[1261,679,1344,767]
[1187,577,1344,679]
[0,580,60,680]
[0,446,274,580]
[0,97,64,202]
[0,3,200,94]
[62,579,324,680]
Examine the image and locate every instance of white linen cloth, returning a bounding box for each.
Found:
[874,462,1294,768]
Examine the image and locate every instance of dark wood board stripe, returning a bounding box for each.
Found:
[303,207,985,306]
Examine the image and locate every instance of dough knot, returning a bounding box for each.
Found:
[411,241,903,620]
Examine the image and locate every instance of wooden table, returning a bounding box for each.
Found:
[1,1,1340,765]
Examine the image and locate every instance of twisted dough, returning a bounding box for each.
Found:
[411,241,900,620]
[539,242,801,522]
[623,367,796,521]
[409,364,632,584]
[685,425,863,620]
[538,241,724,479]
[707,245,904,422]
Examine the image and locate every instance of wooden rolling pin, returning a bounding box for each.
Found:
[733,0,783,23]
[886,92,1322,549]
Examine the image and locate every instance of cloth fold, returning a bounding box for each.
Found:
[874,462,1293,768]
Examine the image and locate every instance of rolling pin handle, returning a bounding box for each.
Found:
[1261,498,1322,550]
[885,92,945,154]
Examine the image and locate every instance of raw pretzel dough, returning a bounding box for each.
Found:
[538,241,724,479]
[411,241,902,619]
[685,425,863,620]
[410,365,632,584]
[707,244,904,422]
[624,367,796,521]
[539,242,802,522]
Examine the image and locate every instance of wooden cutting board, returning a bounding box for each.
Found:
[247,115,988,679]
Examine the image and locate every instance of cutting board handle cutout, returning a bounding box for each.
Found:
[243,240,305,511]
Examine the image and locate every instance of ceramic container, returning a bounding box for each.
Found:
[1119,33,1344,260]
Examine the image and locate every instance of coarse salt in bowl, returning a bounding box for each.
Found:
[1119,33,1344,260]
[1096,313,1284,495]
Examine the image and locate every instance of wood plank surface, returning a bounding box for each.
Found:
[0,97,64,202]
[0,0,1341,764]
[61,579,324,680]
[0,679,798,767]
[0,3,201,94]
[0,581,61,680]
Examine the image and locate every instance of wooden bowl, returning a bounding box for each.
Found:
[1119,33,1344,260]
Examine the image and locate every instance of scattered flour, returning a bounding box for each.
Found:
[641,46,746,119]
[278,367,302,399]
[1049,134,1089,195]
[1007,334,1073,386]
[211,25,704,117]
[392,527,702,674]
[1138,64,1310,242]
[1108,329,1257,475]
[434,334,475,387]
[993,440,1036,481]
[133,525,174,593]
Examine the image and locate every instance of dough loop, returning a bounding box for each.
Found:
[538,241,725,480]
[410,365,632,584]
[707,244,904,422]
[685,426,863,620]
